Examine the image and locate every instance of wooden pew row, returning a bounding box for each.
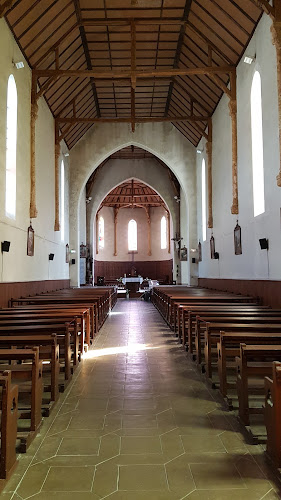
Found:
[264,361,281,467]
[178,304,273,343]
[0,348,43,452]
[235,344,281,427]
[0,316,83,364]
[0,324,73,384]
[196,320,281,376]
[0,371,18,481]
[0,335,59,403]
[181,306,279,355]
[217,332,281,403]
[3,305,91,346]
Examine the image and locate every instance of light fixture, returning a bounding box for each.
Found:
[1,241,10,253]
[196,149,203,154]
[13,60,24,69]
[174,195,180,203]
[64,152,69,157]
[243,55,255,65]
[86,196,92,204]
[70,249,76,254]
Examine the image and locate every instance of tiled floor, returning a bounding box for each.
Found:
[3,299,281,499]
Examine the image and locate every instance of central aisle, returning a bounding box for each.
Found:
[7,300,280,499]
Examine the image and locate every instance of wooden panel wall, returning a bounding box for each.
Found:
[94,260,173,282]
[198,278,281,309]
[0,279,70,308]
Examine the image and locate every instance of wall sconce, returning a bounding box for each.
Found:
[49,253,55,261]
[13,60,24,69]
[243,55,255,65]
[174,195,180,203]
[259,238,268,250]
[1,241,10,253]
[70,249,76,254]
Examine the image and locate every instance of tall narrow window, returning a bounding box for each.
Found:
[161,215,167,249]
[99,216,104,248]
[60,160,65,241]
[128,219,137,251]
[202,158,207,241]
[5,75,17,219]
[251,70,265,217]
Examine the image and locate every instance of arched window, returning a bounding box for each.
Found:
[128,219,137,251]
[251,70,265,217]
[202,158,207,241]
[5,74,17,219]
[60,160,65,241]
[161,215,167,249]
[98,216,104,248]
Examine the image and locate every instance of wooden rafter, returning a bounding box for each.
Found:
[0,0,15,17]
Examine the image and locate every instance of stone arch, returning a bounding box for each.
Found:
[69,122,197,285]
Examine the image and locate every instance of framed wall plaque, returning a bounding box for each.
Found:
[234,222,242,255]
[210,234,215,259]
[198,241,202,262]
[27,225,34,256]
[66,243,70,263]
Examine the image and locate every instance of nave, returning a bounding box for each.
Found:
[3,300,280,500]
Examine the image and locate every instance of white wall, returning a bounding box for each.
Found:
[0,19,70,282]
[95,205,172,262]
[197,13,281,281]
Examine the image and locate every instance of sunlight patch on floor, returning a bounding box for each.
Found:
[84,343,162,359]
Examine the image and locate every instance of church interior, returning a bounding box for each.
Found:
[1,0,281,498]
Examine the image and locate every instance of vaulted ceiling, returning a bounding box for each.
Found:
[99,179,168,211]
[4,0,263,149]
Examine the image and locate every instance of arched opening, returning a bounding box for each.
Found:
[128,219,137,251]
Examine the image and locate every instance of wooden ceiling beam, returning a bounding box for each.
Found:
[165,0,192,117]
[34,23,78,68]
[251,0,274,17]
[34,65,235,80]
[57,115,210,124]
[80,18,188,27]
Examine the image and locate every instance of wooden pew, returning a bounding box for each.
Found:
[264,361,281,467]
[0,348,43,451]
[0,371,18,480]
[181,306,276,355]
[195,319,281,376]
[217,332,281,400]
[0,335,59,403]
[236,344,281,427]
[0,324,72,383]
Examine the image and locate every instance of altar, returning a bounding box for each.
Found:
[122,277,143,293]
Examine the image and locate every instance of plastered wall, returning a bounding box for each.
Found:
[197,13,281,281]
[95,205,172,262]
[0,19,70,282]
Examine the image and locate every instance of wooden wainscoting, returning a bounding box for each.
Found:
[0,279,70,308]
[94,260,173,283]
[198,278,281,309]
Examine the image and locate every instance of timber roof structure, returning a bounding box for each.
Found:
[98,179,168,211]
[3,0,263,149]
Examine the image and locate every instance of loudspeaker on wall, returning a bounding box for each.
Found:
[1,241,10,252]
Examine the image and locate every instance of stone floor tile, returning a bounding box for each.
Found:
[120,436,162,454]
[118,464,168,491]
[41,465,95,492]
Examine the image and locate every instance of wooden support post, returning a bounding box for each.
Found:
[229,70,238,214]
[96,213,99,255]
[114,207,118,256]
[167,211,171,254]
[271,16,281,186]
[206,118,213,228]
[146,207,152,256]
[30,72,38,219]
[131,20,136,133]
[54,121,60,231]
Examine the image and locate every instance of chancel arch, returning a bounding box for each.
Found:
[69,122,196,287]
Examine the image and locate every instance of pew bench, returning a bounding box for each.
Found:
[264,361,281,468]
[0,371,18,481]
[236,344,281,428]
[0,348,43,452]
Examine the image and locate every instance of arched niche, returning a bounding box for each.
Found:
[69,122,197,286]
